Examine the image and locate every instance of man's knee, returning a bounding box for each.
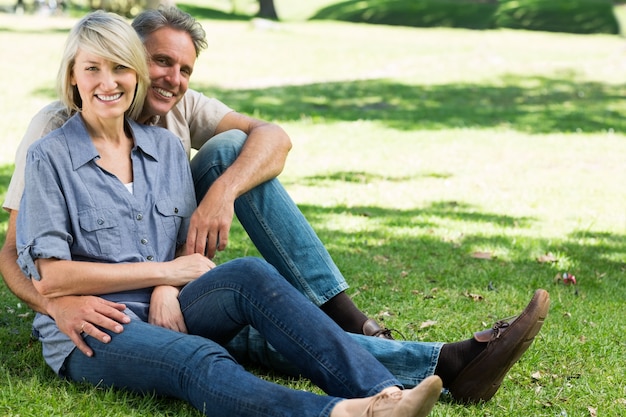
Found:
[193,129,248,166]
[190,129,249,189]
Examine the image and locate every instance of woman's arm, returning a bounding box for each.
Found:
[33,253,214,298]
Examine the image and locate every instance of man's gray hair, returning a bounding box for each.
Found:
[132,6,208,57]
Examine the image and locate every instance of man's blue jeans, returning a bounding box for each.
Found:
[189,129,348,306]
[64,258,400,417]
[225,326,442,390]
[189,130,442,388]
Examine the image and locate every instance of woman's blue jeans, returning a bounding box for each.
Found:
[64,258,399,417]
[189,129,348,306]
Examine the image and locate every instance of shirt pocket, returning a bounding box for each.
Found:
[155,198,192,241]
[78,208,121,257]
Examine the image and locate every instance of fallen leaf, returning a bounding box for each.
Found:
[588,406,597,417]
[531,371,542,380]
[373,255,389,263]
[537,253,558,263]
[419,320,437,329]
[472,251,493,260]
[464,291,484,301]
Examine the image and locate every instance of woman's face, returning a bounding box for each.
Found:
[71,48,137,120]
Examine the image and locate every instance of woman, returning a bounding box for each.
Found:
[15,11,442,417]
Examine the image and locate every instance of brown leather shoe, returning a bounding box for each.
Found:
[448,289,550,404]
[363,319,394,340]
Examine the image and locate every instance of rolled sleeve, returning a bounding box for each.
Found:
[16,235,72,281]
[16,243,40,280]
[16,139,73,280]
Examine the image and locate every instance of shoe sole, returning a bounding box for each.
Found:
[393,375,442,417]
[449,289,550,404]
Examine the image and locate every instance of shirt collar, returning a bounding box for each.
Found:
[64,114,160,171]
[129,118,159,162]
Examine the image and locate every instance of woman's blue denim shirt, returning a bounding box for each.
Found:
[16,113,197,374]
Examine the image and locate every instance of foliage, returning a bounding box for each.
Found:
[312,0,620,34]
[496,0,620,34]
[312,0,499,29]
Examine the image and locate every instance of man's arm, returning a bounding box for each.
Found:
[0,209,130,356]
[186,111,292,258]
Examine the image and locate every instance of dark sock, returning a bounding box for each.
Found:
[320,292,369,334]
[434,338,487,387]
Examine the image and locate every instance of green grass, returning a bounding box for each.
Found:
[1,3,626,417]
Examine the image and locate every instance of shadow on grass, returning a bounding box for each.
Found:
[293,200,535,230]
[29,72,626,134]
[285,203,626,300]
[290,170,453,186]
[189,74,626,134]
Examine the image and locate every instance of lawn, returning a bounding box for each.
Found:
[0,2,625,416]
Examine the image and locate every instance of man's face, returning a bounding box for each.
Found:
[142,27,197,118]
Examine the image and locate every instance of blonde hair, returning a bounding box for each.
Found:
[57,11,150,121]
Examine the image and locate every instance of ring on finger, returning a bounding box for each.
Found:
[80,322,87,334]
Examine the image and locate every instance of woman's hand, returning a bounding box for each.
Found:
[149,285,187,333]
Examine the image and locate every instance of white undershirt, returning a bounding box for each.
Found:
[124,182,134,194]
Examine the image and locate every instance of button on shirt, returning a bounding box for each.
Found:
[16,113,197,374]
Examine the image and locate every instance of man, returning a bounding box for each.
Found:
[0,7,549,404]
[1,6,389,355]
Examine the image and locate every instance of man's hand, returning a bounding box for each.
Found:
[186,181,235,258]
[149,285,187,333]
[168,253,216,285]
[46,296,130,357]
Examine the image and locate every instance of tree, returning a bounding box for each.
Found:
[258,0,278,19]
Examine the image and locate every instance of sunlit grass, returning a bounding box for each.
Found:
[0,4,625,416]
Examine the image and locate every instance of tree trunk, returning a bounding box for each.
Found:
[258,0,278,20]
